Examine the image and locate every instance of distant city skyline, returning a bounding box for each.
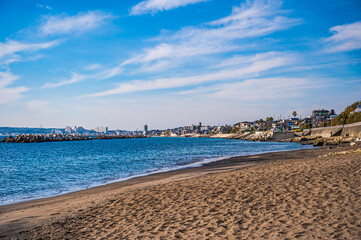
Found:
[0,0,360,130]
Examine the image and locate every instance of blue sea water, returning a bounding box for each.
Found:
[0,137,312,206]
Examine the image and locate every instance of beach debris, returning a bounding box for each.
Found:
[319,148,361,157]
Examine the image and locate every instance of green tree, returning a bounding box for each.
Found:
[331,101,361,126]
[301,123,312,129]
[266,117,273,122]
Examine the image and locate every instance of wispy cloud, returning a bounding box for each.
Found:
[39,11,114,36]
[180,77,318,100]
[36,3,52,10]
[130,0,209,15]
[0,40,59,60]
[84,63,102,71]
[81,52,295,97]
[42,73,88,88]
[0,71,29,104]
[324,21,361,52]
[123,0,301,71]
[74,1,303,98]
[42,66,123,88]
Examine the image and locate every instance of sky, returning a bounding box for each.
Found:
[0,0,360,130]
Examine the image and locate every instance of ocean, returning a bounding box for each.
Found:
[0,137,312,205]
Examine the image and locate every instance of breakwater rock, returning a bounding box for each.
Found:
[95,135,148,140]
[1,134,91,143]
[289,135,358,147]
[227,131,274,141]
[1,134,149,143]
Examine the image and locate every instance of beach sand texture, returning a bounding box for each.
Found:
[12,147,361,239]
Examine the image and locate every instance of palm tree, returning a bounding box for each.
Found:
[266,117,273,122]
[292,111,297,118]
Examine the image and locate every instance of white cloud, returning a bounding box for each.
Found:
[1,54,45,66]
[181,77,317,100]
[36,3,52,10]
[325,21,361,52]
[97,66,123,80]
[39,11,114,36]
[81,52,295,97]
[84,63,102,71]
[42,66,123,88]
[0,71,29,104]
[67,0,301,90]
[214,51,281,68]
[42,73,88,88]
[0,40,59,60]
[123,0,301,70]
[130,0,208,15]
[208,0,283,26]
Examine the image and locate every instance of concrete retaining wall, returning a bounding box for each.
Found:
[310,125,343,138]
[308,122,361,138]
[273,132,295,140]
[342,122,361,138]
[303,129,311,135]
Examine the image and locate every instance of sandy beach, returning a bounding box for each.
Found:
[1,144,360,239]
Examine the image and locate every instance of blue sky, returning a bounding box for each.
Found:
[0,0,360,130]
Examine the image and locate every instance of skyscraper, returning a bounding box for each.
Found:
[143,124,148,135]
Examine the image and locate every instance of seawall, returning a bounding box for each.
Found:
[272,132,296,140]
[310,125,343,138]
[342,122,361,138]
[307,122,361,138]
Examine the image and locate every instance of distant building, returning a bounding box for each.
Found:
[200,126,210,132]
[76,126,86,133]
[312,109,329,118]
[238,121,251,130]
[170,132,179,137]
[197,122,202,132]
[311,109,330,128]
[184,126,195,131]
[302,117,312,124]
[143,124,148,135]
[94,126,108,133]
[65,126,72,133]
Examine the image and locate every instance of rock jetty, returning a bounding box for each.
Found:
[1,134,149,143]
[1,134,91,143]
[226,131,274,141]
[95,135,148,140]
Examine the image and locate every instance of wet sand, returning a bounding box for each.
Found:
[1,145,360,239]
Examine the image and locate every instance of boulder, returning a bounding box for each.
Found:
[313,139,324,147]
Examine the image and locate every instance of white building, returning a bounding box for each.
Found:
[65,126,72,133]
[94,126,108,133]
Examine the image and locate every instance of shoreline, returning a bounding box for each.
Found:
[1,143,360,239]
[0,140,312,207]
